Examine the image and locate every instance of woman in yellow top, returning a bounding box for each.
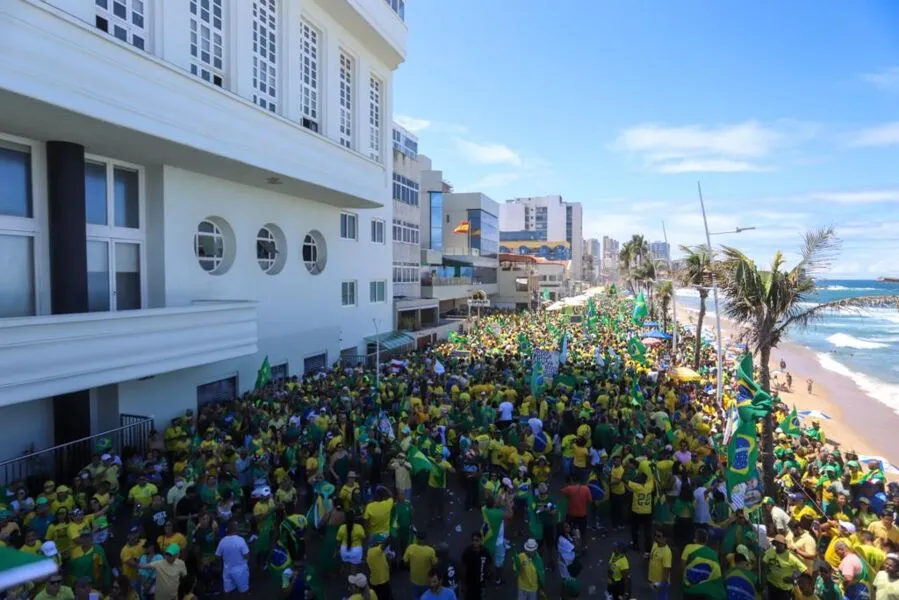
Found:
[336,510,366,571]
[156,521,187,558]
[45,507,75,560]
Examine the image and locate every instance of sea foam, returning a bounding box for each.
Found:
[816,353,899,415]
[826,333,888,350]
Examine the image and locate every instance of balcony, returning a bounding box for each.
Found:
[319,0,408,69]
[0,302,258,408]
[421,279,499,301]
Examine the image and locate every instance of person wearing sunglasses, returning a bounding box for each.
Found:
[34,576,73,600]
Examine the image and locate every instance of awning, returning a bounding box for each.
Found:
[365,331,415,351]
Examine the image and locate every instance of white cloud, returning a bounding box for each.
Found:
[613,121,786,173]
[656,159,773,174]
[809,189,899,204]
[453,138,522,167]
[848,122,899,147]
[862,67,899,91]
[467,172,523,190]
[393,115,431,134]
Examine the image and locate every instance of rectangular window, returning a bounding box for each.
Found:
[341,280,357,306]
[429,191,443,250]
[391,219,419,245]
[95,0,147,50]
[371,218,385,244]
[0,138,37,317]
[87,239,111,312]
[252,0,278,111]
[368,75,382,161]
[338,52,354,148]
[340,212,357,240]
[391,172,419,206]
[300,19,320,132]
[369,280,386,303]
[189,0,225,87]
[271,362,288,382]
[197,376,237,409]
[0,143,33,219]
[0,234,35,318]
[114,242,141,310]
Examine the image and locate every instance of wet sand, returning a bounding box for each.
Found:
[675,306,899,473]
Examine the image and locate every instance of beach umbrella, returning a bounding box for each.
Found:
[643,330,672,340]
[797,409,831,421]
[670,366,701,382]
[641,337,663,346]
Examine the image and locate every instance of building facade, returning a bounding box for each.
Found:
[499,195,583,281]
[650,241,671,262]
[602,236,620,280]
[583,237,601,282]
[0,0,407,461]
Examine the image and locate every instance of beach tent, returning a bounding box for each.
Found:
[0,547,59,592]
[643,321,660,328]
[798,409,831,421]
[670,366,701,382]
[643,330,672,340]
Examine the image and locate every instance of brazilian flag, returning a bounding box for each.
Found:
[269,544,291,586]
[735,354,772,419]
[726,419,759,497]
[254,355,272,390]
[481,506,506,560]
[682,544,726,599]
[724,566,758,600]
[779,406,802,437]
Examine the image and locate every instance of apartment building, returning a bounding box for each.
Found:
[0,0,407,461]
[499,195,583,281]
[650,240,671,262]
[602,236,620,281]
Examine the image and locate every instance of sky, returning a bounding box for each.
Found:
[392,0,899,279]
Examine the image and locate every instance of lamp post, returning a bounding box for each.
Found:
[372,318,381,387]
[697,181,756,406]
[661,221,678,361]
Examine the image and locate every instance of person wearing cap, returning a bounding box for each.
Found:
[120,525,145,588]
[338,471,361,510]
[513,538,543,600]
[252,485,276,568]
[388,452,413,501]
[143,543,187,600]
[347,573,376,600]
[606,540,630,600]
[762,533,807,599]
[68,528,110,588]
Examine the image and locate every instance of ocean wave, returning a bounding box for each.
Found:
[816,353,899,415]
[826,333,888,350]
[862,335,899,343]
[675,288,701,298]
[821,285,878,291]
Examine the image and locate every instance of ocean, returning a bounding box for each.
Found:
[674,279,899,415]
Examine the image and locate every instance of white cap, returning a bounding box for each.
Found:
[348,573,368,587]
[524,538,538,552]
[101,453,112,461]
[839,521,856,534]
[40,541,58,557]
[502,477,513,488]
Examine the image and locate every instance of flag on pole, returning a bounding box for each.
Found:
[779,405,802,437]
[735,354,773,419]
[632,292,648,325]
[530,357,545,398]
[406,445,433,475]
[559,333,569,364]
[453,221,470,234]
[627,337,647,364]
[254,356,272,390]
[0,547,59,592]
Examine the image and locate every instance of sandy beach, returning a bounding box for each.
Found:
[674,306,899,474]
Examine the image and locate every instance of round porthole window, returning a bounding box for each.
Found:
[194,217,235,275]
[256,224,287,275]
[302,230,327,275]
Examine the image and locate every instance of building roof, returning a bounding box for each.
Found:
[498,253,538,263]
[533,257,569,267]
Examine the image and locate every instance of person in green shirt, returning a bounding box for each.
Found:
[427,454,455,526]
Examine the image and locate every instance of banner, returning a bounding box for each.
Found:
[532,349,560,382]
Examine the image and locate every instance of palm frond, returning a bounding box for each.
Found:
[771,294,899,340]
[796,227,840,277]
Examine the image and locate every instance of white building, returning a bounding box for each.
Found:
[0,0,407,462]
[583,237,601,281]
[499,195,583,281]
[602,236,620,280]
[650,241,671,262]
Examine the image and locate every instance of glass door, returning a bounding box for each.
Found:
[87,239,141,312]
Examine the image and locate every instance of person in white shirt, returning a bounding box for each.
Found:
[215,520,250,594]
[497,400,514,429]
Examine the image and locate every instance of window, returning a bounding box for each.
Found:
[384,0,405,21]
[300,19,320,132]
[341,280,357,306]
[370,218,385,244]
[392,128,418,158]
[195,219,225,273]
[338,52,353,148]
[368,75,382,161]
[256,226,278,273]
[95,0,147,50]
[252,0,278,111]
[189,0,225,87]
[197,376,237,409]
[0,137,37,318]
[369,280,386,303]
[429,191,443,250]
[392,261,419,284]
[271,362,288,382]
[302,230,327,275]
[85,157,144,310]
[392,172,419,206]
[392,219,419,245]
[340,212,357,240]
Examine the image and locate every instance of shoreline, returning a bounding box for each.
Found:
[674,306,899,474]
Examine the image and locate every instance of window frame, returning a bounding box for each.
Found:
[369,279,386,303]
[195,219,226,274]
[370,218,385,245]
[0,133,44,317]
[251,0,278,112]
[299,18,321,132]
[341,279,357,307]
[256,225,278,274]
[188,0,226,87]
[338,50,354,149]
[368,74,383,162]
[94,0,149,51]
[302,231,326,275]
[84,154,147,311]
[340,212,358,241]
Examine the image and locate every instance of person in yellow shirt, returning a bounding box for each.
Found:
[338,472,361,510]
[763,534,808,597]
[868,513,899,551]
[127,474,158,514]
[403,530,437,596]
[336,511,366,569]
[51,486,75,516]
[365,534,392,600]
[346,573,376,600]
[20,528,42,554]
[571,437,590,483]
[274,478,298,515]
[156,521,187,559]
[119,527,145,585]
[363,488,394,540]
[607,540,631,599]
[515,538,541,598]
[627,473,654,555]
[647,529,672,595]
[609,456,627,530]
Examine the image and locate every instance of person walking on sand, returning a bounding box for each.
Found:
[807,378,814,394]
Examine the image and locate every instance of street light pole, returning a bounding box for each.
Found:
[697,182,724,407]
[661,220,678,361]
[372,318,381,387]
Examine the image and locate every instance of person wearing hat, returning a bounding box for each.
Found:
[347,573,376,600]
[762,533,807,599]
[120,525,146,588]
[67,528,110,588]
[606,540,630,600]
[513,538,543,600]
[142,544,187,600]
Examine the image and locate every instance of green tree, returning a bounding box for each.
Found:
[717,227,899,494]
[678,245,713,370]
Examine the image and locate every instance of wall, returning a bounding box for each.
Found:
[391,147,421,298]
[0,397,54,463]
[499,203,525,232]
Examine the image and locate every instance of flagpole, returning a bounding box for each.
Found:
[661,220,678,363]
[697,181,724,407]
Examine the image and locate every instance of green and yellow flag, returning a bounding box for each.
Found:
[779,406,802,437]
[682,544,726,599]
[632,292,648,325]
[255,355,272,390]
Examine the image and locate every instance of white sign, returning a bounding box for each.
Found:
[467,299,491,307]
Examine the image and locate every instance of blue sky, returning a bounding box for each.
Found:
[393,1,899,278]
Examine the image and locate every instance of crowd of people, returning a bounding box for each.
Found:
[1,294,898,600]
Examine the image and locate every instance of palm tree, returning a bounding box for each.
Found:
[619,235,650,293]
[655,280,674,331]
[678,245,713,370]
[718,227,899,494]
